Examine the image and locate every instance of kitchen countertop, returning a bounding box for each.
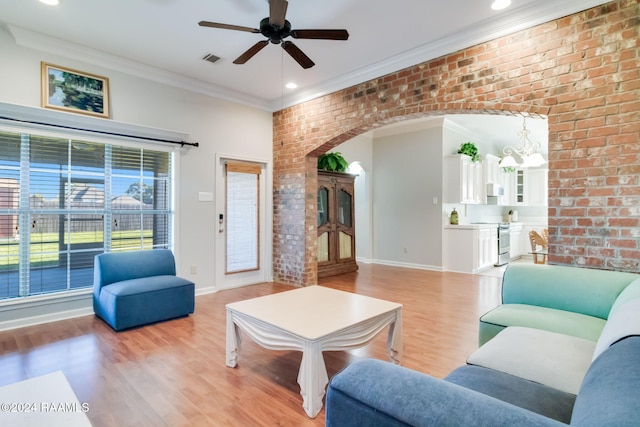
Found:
[444,223,498,230]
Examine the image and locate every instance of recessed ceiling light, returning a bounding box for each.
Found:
[39,0,59,5]
[286,82,298,89]
[491,0,511,10]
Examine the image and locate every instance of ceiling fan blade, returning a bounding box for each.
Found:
[282,41,315,69]
[233,40,269,64]
[269,0,288,27]
[291,29,349,40]
[198,21,260,34]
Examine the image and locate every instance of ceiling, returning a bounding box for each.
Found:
[1,0,608,113]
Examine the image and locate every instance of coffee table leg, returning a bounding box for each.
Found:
[298,341,328,418]
[387,309,403,364]
[226,311,240,368]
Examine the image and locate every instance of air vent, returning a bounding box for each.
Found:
[202,53,221,64]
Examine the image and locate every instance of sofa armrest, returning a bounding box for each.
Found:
[501,264,637,319]
[326,359,564,427]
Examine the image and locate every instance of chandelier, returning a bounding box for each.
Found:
[499,118,546,168]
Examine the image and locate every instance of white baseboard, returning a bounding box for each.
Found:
[0,287,219,332]
[0,307,94,332]
[369,259,444,272]
[195,286,218,296]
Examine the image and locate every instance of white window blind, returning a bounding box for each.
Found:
[225,162,260,274]
[0,129,173,300]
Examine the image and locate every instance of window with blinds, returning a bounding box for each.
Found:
[0,130,173,300]
[225,161,260,274]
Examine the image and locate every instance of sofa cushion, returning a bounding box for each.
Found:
[326,359,564,427]
[97,276,195,331]
[467,326,595,394]
[501,264,638,319]
[101,275,193,297]
[593,298,640,361]
[479,304,606,344]
[571,336,640,426]
[445,365,576,423]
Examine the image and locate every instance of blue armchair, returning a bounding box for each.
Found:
[93,249,195,331]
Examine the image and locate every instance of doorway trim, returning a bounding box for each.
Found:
[214,153,272,290]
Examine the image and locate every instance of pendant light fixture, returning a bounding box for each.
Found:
[499,118,546,168]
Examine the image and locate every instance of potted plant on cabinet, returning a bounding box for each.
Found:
[457,142,480,162]
[318,152,349,172]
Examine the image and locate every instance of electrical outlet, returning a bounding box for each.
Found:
[190,265,197,274]
[403,247,408,253]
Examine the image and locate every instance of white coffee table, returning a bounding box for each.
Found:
[226,285,402,418]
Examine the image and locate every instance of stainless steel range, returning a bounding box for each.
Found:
[495,223,511,266]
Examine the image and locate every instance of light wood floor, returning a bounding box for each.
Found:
[0,264,502,426]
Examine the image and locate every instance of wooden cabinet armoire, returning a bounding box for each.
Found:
[317,170,358,278]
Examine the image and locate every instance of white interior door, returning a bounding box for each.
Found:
[215,156,269,289]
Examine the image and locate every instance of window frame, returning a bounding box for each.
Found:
[0,123,177,302]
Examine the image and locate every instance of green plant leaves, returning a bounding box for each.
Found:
[318,152,349,172]
[457,142,480,162]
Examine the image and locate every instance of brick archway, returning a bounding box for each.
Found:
[273,0,639,286]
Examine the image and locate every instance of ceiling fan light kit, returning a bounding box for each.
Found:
[198,0,349,69]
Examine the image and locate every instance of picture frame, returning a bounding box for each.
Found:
[41,62,110,118]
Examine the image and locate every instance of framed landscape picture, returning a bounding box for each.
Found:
[41,62,110,118]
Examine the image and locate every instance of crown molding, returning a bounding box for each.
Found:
[273,0,611,111]
[8,0,610,113]
[7,25,273,112]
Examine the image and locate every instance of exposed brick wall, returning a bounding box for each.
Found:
[273,0,640,286]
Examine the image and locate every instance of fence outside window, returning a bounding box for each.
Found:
[0,130,174,300]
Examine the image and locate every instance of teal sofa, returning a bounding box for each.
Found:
[326,264,640,426]
[479,264,640,345]
[93,249,195,331]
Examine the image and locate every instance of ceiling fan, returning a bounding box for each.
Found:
[198,0,349,69]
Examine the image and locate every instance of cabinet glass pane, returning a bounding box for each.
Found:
[318,187,328,227]
[517,170,524,203]
[339,231,352,260]
[318,232,329,262]
[338,189,352,227]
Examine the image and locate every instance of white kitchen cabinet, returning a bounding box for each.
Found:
[501,168,547,206]
[483,154,501,185]
[525,168,548,206]
[443,224,497,273]
[478,226,498,268]
[444,154,481,204]
[509,223,523,259]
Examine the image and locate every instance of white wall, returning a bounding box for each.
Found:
[335,134,374,262]
[0,27,272,328]
[372,125,444,269]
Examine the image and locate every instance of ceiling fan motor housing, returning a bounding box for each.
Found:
[259,17,292,44]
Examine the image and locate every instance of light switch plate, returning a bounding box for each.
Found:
[198,192,214,202]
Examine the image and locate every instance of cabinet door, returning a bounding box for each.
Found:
[335,181,355,261]
[510,227,522,258]
[478,228,492,269]
[444,154,480,204]
[525,169,548,206]
[317,182,335,265]
[484,154,500,184]
[490,227,498,264]
[501,169,524,205]
[317,171,358,277]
